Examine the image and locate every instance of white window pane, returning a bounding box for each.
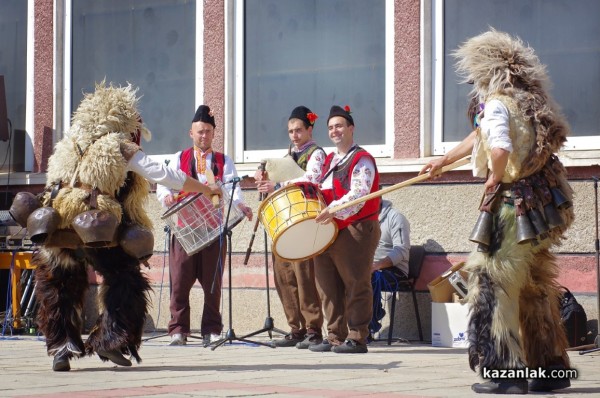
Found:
[71,0,195,155]
[244,0,385,152]
[439,0,600,146]
[0,0,27,171]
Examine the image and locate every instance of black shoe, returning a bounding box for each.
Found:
[52,353,70,372]
[308,339,332,352]
[529,377,570,392]
[528,363,571,392]
[331,339,368,354]
[471,379,528,394]
[97,348,132,367]
[296,333,323,349]
[273,333,304,347]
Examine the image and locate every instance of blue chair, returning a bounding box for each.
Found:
[381,245,425,345]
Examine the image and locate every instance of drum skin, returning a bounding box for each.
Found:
[258,183,337,261]
[162,188,244,256]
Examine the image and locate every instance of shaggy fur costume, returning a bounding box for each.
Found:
[35,82,153,366]
[455,30,574,374]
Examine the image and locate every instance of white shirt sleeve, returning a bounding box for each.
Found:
[482,99,512,152]
[219,155,244,206]
[127,150,188,193]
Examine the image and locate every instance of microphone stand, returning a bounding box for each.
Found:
[239,202,287,340]
[579,176,600,354]
[143,225,179,342]
[211,178,275,350]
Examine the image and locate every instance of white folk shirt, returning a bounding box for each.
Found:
[472,99,513,178]
[320,145,376,220]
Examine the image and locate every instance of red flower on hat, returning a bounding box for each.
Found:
[307,112,318,125]
[344,105,351,114]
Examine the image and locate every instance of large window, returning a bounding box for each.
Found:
[0,0,27,172]
[238,0,390,162]
[433,0,600,154]
[69,0,196,155]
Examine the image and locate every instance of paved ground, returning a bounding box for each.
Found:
[1,333,600,398]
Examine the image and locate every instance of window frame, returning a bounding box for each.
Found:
[430,0,600,157]
[232,0,395,164]
[62,0,203,164]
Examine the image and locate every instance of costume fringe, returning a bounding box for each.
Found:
[34,248,88,358]
[83,246,151,363]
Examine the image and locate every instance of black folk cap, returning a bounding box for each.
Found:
[327,105,354,126]
[192,105,216,127]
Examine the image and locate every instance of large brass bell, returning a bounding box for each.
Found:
[516,214,537,244]
[543,203,564,229]
[27,206,60,244]
[550,187,572,209]
[528,208,550,236]
[9,192,42,227]
[469,211,493,247]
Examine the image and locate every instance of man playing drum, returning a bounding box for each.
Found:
[156,105,253,347]
[309,105,381,354]
[254,105,325,349]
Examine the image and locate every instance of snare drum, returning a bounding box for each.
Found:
[162,188,244,256]
[258,182,337,261]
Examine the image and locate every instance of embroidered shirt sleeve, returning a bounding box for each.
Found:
[287,148,326,185]
[327,156,375,220]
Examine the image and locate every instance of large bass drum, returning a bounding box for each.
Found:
[258,182,337,261]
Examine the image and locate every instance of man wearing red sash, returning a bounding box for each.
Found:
[157,105,252,347]
[308,105,381,354]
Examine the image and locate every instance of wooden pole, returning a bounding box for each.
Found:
[328,156,471,214]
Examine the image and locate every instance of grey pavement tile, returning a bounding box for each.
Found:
[1,335,600,397]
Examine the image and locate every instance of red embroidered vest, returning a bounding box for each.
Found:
[320,147,380,230]
[179,147,225,181]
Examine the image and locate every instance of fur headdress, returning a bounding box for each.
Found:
[68,81,152,145]
[454,28,570,175]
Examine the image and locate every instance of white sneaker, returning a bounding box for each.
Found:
[203,333,221,346]
[169,333,187,346]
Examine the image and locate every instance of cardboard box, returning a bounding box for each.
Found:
[427,262,468,303]
[431,302,470,348]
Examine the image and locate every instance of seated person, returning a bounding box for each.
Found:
[370,199,411,338]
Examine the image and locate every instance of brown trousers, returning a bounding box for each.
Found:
[273,256,323,335]
[314,219,380,345]
[168,236,226,336]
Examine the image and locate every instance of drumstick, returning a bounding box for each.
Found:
[243,161,267,265]
[205,168,220,208]
[328,156,471,214]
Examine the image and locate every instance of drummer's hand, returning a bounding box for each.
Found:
[163,193,176,208]
[207,183,222,197]
[238,203,253,221]
[315,207,334,225]
[254,169,268,181]
[419,156,447,178]
[256,180,276,194]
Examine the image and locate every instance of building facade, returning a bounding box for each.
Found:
[1,0,599,338]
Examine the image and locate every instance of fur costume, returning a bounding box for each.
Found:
[34,82,153,366]
[455,30,574,374]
